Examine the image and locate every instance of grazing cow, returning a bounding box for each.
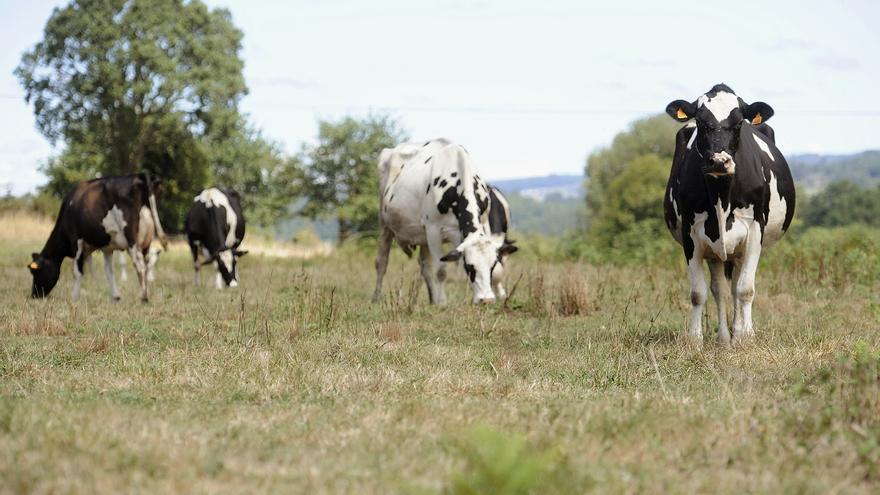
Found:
[28,173,168,301]
[664,84,796,344]
[184,187,247,288]
[372,139,518,305]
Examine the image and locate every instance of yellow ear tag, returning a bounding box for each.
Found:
[676,108,688,120]
[29,262,39,270]
[751,113,763,125]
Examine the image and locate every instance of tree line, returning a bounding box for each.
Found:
[16,0,405,243]
[14,1,879,250]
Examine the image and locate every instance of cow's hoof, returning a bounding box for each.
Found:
[112,296,121,303]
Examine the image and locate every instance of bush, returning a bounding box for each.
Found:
[765,225,880,287]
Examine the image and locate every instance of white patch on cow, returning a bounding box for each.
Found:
[195,188,238,248]
[101,205,129,249]
[752,133,775,162]
[763,171,788,246]
[686,125,698,150]
[697,90,740,122]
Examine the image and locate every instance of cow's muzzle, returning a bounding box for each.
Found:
[705,152,735,176]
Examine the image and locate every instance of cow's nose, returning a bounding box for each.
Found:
[475,296,495,305]
[229,279,239,288]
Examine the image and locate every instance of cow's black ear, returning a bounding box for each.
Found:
[743,101,774,125]
[499,243,518,255]
[234,249,249,257]
[440,250,462,262]
[666,100,695,122]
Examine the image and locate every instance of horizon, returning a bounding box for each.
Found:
[2,0,879,194]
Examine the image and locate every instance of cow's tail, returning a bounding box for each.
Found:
[144,171,169,250]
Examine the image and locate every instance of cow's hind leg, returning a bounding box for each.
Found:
[103,250,121,301]
[707,259,730,345]
[372,226,394,303]
[128,246,149,302]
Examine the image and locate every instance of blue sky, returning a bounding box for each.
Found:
[1,0,879,194]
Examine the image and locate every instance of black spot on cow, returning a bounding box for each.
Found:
[424,141,431,146]
[463,262,476,282]
[450,172,457,178]
[439,179,447,188]
[389,194,394,202]
[425,184,431,194]
[433,176,439,186]
[425,156,433,164]
[437,186,476,235]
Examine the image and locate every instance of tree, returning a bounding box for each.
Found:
[208,120,301,229]
[584,114,680,226]
[582,114,680,257]
[590,153,669,248]
[801,180,880,228]
[300,115,408,243]
[16,0,247,227]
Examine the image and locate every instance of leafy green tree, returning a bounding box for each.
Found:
[16,0,247,227]
[300,115,408,243]
[208,120,301,229]
[584,114,680,226]
[591,153,669,249]
[801,180,880,228]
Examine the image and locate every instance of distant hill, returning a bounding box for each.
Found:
[491,174,583,201]
[788,151,880,192]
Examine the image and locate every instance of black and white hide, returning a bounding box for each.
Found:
[664,84,796,344]
[372,139,518,305]
[184,187,247,288]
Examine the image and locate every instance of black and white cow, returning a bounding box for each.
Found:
[184,187,247,288]
[28,173,168,301]
[372,139,517,305]
[664,84,796,344]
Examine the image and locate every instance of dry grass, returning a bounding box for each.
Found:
[0,211,53,241]
[1,234,879,494]
[557,268,591,316]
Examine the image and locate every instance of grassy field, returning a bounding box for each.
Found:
[1,214,879,494]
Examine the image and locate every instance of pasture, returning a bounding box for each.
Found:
[1,213,879,494]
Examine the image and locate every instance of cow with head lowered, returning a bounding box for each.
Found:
[28,173,168,302]
[372,139,518,305]
[664,84,795,345]
[184,187,247,288]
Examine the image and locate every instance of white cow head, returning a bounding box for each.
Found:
[440,235,517,304]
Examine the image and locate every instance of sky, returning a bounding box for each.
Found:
[1,0,879,195]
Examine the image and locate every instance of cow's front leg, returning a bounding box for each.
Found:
[128,246,149,302]
[685,249,707,344]
[103,250,121,301]
[72,240,86,301]
[732,226,762,343]
[707,259,730,345]
[372,226,394,303]
[493,282,507,300]
[424,226,448,305]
